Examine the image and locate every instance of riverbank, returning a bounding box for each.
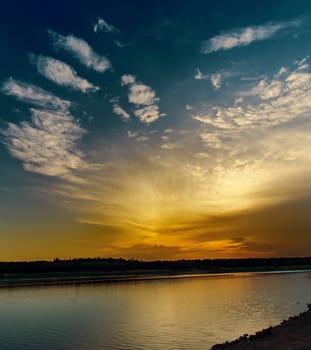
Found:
[211,304,311,350]
[0,271,225,288]
[0,269,311,288]
[0,268,310,288]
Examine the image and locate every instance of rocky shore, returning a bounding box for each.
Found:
[211,304,311,350]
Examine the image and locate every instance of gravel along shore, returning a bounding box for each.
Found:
[211,304,311,350]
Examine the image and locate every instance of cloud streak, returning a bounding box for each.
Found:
[31,55,99,93]
[200,20,299,53]
[194,68,209,80]
[49,30,111,73]
[93,18,119,33]
[194,69,223,90]
[113,104,130,121]
[1,78,71,111]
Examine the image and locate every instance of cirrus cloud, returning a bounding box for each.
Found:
[113,104,130,121]
[31,55,99,93]
[93,18,119,34]
[49,30,111,73]
[200,20,300,53]
[1,78,71,111]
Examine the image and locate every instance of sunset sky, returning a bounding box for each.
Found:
[1,0,311,261]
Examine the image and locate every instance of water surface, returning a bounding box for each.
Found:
[0,271,310,349]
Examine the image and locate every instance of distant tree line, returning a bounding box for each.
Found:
[0,257,310,274]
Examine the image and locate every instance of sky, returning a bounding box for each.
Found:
[1,0,311,261]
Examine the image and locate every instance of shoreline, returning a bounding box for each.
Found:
[0,268,310,288]
[211,304,311,350]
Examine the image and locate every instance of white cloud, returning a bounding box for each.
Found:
[211,74,221,90]
[234,97,244,106]
[127,131,139,139]
[278,67,288,75]
[194,68,208,80]
[113,104,130,121]
[93,18,119,33]
[134,105,160,124]
[121,74,136,86]
[128,83,159,106]
[1,109,85,177]
[161,142,177,150]
[121,74,162,123]
[1,78,70,111]
[136,136,149,142]
[121,74,158,105]
[31,55,99,93]
[295,56,308,68]
[194,69,223,90]
[200,21,298,53]
[49,30,111,73]
[128,130,140,138]
[185,104,193,110]
[248,78,283,100]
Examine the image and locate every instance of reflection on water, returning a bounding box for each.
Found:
[0,271,310,350]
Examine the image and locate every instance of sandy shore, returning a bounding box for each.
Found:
[211,304,311,350]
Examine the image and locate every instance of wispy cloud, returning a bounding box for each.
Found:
[114,40,127,48]
[49,30,111,73]
[31,55,99,93]
[121,74,162,123]
[185,104,193,110]
[127,130,140,138]
[113,104,130,121]
[1,109,85,177]
[211,74,221,90]
[194,68,209,80]
[194,68,222,90]
[200,20,299,53]
[136,136,149,143]
[1,78,70,111]
[161,142,177,150]
[93,18,119,33]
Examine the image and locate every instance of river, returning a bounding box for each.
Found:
[0,271,310,349]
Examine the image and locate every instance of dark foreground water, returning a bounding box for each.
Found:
[0,271,311,350]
